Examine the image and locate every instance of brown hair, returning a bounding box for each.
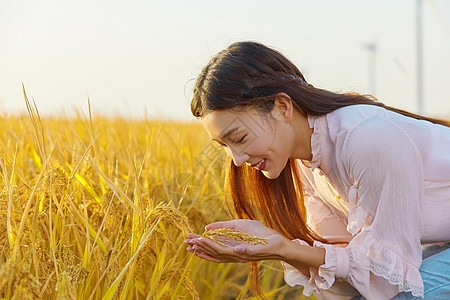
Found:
[191,41,449,299]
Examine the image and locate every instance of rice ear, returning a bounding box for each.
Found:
[202,228,268,246]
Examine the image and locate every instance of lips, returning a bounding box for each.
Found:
[249,158,266,171]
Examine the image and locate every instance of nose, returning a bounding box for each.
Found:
[227,147,250,167]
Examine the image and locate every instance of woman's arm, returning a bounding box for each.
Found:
[279,237,325,274]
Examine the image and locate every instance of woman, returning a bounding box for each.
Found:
[183,41,450,299]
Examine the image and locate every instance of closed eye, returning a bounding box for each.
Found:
[214,134,246,147]
[235,135,247,144]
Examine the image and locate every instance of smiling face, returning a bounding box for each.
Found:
[201,95,313,179]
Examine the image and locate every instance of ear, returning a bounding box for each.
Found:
[271,93,294,122]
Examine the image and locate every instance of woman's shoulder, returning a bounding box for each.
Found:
[325,104,388,131]
[326,104,450,138]
[318,104,389,146]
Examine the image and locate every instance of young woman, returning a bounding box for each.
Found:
[183,41,450,300]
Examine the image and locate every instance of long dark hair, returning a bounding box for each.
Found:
[191,41,449,299]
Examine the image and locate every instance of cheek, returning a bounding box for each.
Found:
[245,139,266,155]
[256,135,279,156]
[250,130,273,150]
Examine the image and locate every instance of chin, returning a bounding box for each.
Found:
[261,169,282,179]
[261,159,288,179]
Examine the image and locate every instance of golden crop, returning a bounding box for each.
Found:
[201,229,268,247]
[0,98,310,299]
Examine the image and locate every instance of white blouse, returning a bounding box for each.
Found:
[281,104,450,300]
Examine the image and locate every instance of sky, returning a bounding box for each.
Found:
[0,0,449,121]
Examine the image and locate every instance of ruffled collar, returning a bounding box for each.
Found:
[301,114,333,175]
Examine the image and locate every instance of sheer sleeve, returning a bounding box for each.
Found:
[305,117,425,299]
[281,167,359,299]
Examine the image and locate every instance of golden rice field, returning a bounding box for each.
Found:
[0,99,313,299]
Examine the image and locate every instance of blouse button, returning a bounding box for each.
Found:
[319,171,324,176]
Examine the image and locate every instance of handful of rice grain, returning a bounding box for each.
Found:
[201,228,268,247]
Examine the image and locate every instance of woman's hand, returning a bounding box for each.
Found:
[183,219,290,263]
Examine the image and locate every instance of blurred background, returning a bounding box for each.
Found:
[0,0,449,121]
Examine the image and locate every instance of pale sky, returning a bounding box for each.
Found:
[1,0,449,120]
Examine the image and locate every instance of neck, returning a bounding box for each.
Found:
[291,110,313,161]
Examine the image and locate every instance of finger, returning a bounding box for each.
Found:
[184,234,203,245]
[194,250,225,263]
[190,239,232,260]
[234,245,247,254]
[191,243,259,263]
[189,245,229,263]
[233,244,262,255]
[198,235,238,247]
[184,239,194,246]
[197,237,244,258]
[188,245,208,256]
[193,236,268,261]
[196,238,223,255]
[191,241,218,256]
[205,221,237,231]
[198,237,249,257]
[188,233,201,239]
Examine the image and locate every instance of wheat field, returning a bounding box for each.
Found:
[0,97,312,299]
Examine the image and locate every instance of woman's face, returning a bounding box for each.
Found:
[201,97,312,179]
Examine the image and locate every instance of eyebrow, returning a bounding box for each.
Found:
[212,126,241,142]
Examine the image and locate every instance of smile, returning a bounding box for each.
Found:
[248,158,266,171]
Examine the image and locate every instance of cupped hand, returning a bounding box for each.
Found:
[183,219,289,263]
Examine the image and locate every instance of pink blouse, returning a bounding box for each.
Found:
[281,104,450,300]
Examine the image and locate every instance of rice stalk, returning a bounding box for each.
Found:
[0,108,307,299]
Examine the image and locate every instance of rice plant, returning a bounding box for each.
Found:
[0,94,309,299]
